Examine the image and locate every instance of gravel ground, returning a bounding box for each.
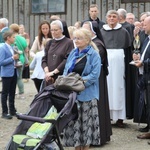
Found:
[0,80,150,150]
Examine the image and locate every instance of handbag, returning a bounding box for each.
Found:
[13,44,23,67]
[53,72,85,92]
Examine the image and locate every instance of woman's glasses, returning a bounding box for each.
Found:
[50,29,61,32]
[73,37,84,41]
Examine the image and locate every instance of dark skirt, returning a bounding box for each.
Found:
[22,65,30,79]
[63,99,100,147]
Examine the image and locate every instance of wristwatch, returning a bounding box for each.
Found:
[52,71,55,76]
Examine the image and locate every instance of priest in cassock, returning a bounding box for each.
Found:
[101,10,131,128]
[117,8,136,119]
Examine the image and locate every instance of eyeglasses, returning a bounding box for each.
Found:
[73,37,84,41]
[127,18,134,20]
[50,29,61,32]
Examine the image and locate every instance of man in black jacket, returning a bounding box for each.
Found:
[133,12,150,131]
[82,4,105,30]
[133,16,150,140]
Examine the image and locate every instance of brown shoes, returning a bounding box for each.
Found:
[137,133,150,139]
[115,119,126,128]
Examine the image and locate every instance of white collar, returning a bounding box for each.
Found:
[103,23,122,31]
[92,35,97,40]
[54,35,65,41]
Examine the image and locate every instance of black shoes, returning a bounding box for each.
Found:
[139,125,149,132]
[1,113,13,119]
[1,109,17,119]
[10,108,17,116]
[10,111,17,116]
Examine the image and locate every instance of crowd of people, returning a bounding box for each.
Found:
[0,3,150,149]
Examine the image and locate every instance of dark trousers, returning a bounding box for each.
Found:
[1,69,17,114]
[32,78,43,92]
[145,72,150,125]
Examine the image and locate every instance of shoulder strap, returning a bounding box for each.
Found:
[76,54,87,64]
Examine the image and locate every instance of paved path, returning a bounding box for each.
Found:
[0,80,150,150]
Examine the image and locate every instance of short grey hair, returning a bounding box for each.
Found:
[140,12,150,18]
[0,18,8,27]
[117,8,127,19]
[106,10,119,18]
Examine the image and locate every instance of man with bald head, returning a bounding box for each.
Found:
[134,16,150,140]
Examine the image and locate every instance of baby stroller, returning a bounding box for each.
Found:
[6,85,78,150]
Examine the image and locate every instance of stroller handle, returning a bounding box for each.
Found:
[16,113,56,124]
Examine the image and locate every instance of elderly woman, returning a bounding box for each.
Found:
[82,21,112,145]
[62,28,101,150]
[42,20,74,85]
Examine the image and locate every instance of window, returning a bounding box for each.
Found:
[121,0,150,2]
[31,0,66,14]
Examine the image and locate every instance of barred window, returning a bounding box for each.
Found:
[31,0,66,14]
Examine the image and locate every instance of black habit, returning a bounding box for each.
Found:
[121,21,136,119]
[93,37,112,145]
[82,17,105,30]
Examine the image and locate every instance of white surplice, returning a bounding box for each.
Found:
[107,49,126,121]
